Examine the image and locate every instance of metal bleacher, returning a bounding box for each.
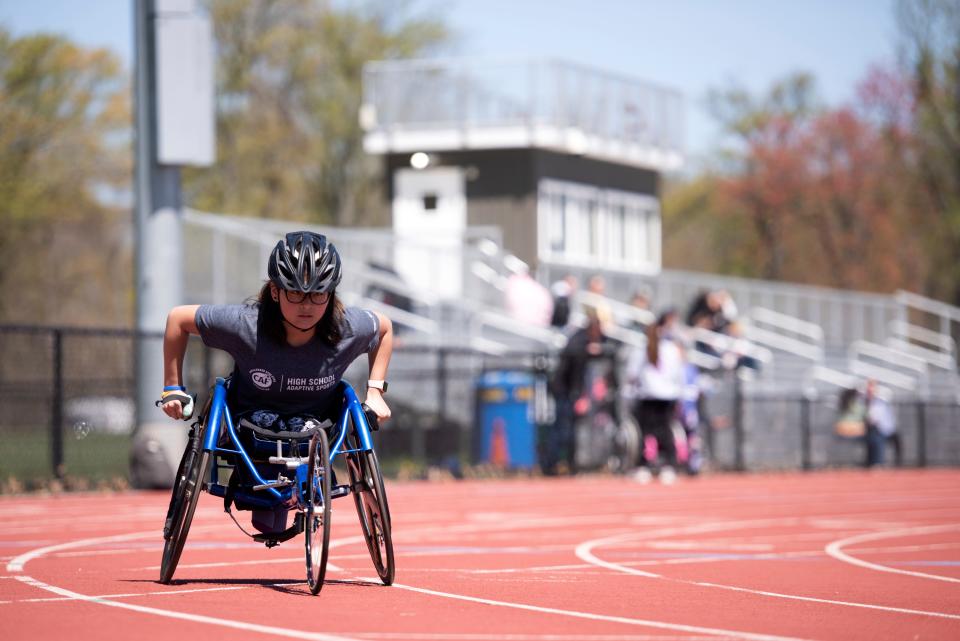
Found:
[183,211,960,468]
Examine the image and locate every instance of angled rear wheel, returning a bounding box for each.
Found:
[159,426,210,584]
[347,448,394,585]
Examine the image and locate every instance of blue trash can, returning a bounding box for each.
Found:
[476,370,537,469]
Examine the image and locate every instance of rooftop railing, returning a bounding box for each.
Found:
[361,58,685,171]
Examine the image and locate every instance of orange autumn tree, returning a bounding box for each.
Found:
[691,69,927,294]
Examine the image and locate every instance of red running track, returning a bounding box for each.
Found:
[2,469,959,641]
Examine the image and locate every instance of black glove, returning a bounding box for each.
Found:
[156,386,196,420]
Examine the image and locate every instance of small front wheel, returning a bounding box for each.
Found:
[305,429,332,595]
[346,448,394,585]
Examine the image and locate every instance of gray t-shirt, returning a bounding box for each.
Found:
[195,304,380,415]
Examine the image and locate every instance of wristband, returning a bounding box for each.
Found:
[163,385,186,392]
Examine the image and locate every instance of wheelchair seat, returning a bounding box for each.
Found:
[236,415,333,461]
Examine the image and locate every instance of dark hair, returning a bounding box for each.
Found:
[646,322,660,366]
[838,387,859,413]
[254,282,345,347]
[646,310,675,366]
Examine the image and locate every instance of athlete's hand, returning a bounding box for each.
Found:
[157,388,195,420]
[161,398,186,420]
[364,389,391,423]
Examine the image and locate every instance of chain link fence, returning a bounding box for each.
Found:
[2,324,958,489]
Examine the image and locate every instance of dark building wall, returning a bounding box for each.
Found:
[467,194,539,267]
[382,148,660,268]
[384,149,659,201]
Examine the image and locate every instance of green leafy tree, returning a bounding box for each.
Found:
[184,0,450,225]
[0,27,130,324]
[896,0,960,304]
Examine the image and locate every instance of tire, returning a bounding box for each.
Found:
[612,415,641,474]
[305,429,332,595]
[346,448,394,585]
[159,427,211,584]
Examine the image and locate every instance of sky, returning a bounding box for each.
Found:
[0,0,900,163]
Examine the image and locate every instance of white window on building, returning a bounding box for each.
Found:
[538,178,660,274]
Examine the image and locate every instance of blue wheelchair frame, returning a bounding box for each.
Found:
[199,377,376,511]
[160,374,393,592]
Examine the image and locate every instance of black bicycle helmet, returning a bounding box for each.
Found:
[268,231,342,293]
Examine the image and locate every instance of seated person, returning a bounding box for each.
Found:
[160,231,393,533]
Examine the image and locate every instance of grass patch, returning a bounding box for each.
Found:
[1,430,130,483]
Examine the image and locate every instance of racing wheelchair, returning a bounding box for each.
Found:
[158,377,394,595]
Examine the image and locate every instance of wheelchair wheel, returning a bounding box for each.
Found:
[346,448,394,585]
[159,426,211,584]
[305,429,332,595]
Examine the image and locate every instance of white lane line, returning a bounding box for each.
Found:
[142,556,304,571]
[7,529,167,573]
[855,541,960,554]
[470,550,828,575]
[10,519,804,641]
[572,519,801,580]
[575,525,960,621]
[0,585,248,604]
[381,580,813,641]
[138,535,366,572]
[346,634,736,640]
[11,575,360,641]
[687,580,960,621]
[824,524,960,584]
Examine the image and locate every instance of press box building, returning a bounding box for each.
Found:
[359,58,684,298]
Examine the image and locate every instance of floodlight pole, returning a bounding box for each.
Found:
[132,0,213,486]
[132,0,186,488]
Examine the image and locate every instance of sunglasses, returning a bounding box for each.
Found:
[283,290,331,305]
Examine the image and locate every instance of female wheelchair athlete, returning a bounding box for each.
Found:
[160,376,394,595]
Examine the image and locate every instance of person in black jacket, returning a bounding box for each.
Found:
[544,313,615,475]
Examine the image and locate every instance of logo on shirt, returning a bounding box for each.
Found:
[250,368,276,390]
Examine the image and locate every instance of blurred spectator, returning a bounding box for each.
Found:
[678,360,705,475]
[624,310,686,484]
[724,321,761,372]
[504,267,553,327]
[550,274,578,329]
[546,313,612,475]
[865,379,901,467]
[717,289,738,326]
[686,289,736,335]
[686,289,715,329]
[836,380,900,468]
[657,307,680,340]
[582,274,614,329]
[628,287,653,331]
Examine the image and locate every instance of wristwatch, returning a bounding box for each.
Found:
[367,379,389,393]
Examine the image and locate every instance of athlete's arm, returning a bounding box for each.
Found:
[364,312,393,422]
[161,305,201,420]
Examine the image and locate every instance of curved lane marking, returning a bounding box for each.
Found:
[0,585,247,605]
[382,580,814,641]
[10,524,810,641]
[575,522,960,621]
[7,529,364,641]
[12,574,359,641]
[824,524,960,584]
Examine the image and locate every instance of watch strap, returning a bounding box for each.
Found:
[367,379,388,393]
